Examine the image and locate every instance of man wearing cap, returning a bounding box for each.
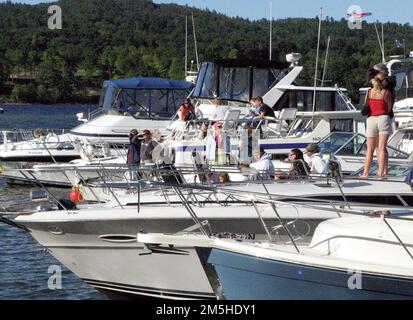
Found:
[178,98,195,121]
[305,143,328,174]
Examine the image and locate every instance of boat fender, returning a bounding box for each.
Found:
[69,187,84,203]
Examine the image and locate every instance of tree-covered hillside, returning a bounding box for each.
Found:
[0,0,411,103]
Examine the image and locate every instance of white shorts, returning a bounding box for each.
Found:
[366,115,392,138]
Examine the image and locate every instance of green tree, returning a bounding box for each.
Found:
[36,53,76,103]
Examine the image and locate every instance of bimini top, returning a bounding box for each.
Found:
[105,77,193,90]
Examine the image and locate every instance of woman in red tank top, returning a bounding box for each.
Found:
[362,78,393,178]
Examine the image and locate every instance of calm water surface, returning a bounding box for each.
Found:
[0,104,106,300]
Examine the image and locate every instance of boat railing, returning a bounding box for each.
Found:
[88,107,104,120]
[170,114,313,143]
[0,128,69,147]
[335,84,357,111]
[7,162,410,211]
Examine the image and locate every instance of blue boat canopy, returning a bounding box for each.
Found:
[105,77,193,90]
[99,77,193,119]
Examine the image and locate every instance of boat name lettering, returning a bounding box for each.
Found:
[215,232,256,240]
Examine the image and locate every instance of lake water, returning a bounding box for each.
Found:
[0,104,106,300]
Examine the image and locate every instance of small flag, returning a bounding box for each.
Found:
[396,39,406,49]
[347,11,372,19]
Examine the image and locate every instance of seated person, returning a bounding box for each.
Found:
[305,143,329,174]
[253,96,276,120]
[178,98,195,121]
[249,147,275,180]
[274,148,310,181]
[244,99,261,120]
[207,171,231,184]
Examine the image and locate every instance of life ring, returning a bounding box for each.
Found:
[45,133,60,149]
[33,128,45,139]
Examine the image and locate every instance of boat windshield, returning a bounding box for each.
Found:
[100,83,191,119]
[352,163,412,177]
[192,60,289,102]
[317,132,356,154]
[319,132,410,159]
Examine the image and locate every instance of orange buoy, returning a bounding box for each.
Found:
[70,187,84,203]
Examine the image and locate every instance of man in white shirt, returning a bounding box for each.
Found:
[305,143,329,174]
[249,147,275,180]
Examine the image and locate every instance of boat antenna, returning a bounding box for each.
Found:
[321,35,331,87]
[191,12,200,71]
[185,16,188,77]
[382,22,385,62]
[269,1,273,60]
[312,7,323,124]
[374,21,385,63]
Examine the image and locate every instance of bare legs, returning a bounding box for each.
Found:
[362,137,376,177]
[362,134,389,177]
[377,134,389,177]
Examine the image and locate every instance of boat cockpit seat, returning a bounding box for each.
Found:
[265,108,298,137]
[222,109,241,136]
[328,159,343,183]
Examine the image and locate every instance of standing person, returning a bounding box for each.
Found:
[126,129,140,165]
[373,64,395,176]
[362,78,393,178]
[211,98,229,122]
[178,98,195,121]
[140,130,158,164]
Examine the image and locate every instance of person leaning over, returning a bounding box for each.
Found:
[361,78,393,178]
[253,96,275,119]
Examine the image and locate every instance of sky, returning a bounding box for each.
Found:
[3,0,413,25]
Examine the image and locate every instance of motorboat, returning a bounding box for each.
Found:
[4,170,413,299]
[166,58,366,166]
[134,184,413,300]
[0,77,193,163]
[190,212,413,300]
